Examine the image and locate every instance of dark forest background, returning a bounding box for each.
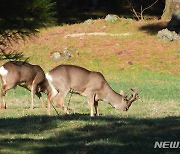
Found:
[53,0,165,24]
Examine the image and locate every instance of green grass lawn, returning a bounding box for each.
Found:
[0,18,180,153]
[0,71,179,154]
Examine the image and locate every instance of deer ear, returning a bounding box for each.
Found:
[119,90,125,96]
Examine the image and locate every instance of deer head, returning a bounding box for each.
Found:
[117,88,138,111]
[126,88,138,111]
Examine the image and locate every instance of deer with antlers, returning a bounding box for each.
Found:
[45,65,138,116]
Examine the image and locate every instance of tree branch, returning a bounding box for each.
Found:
[126,0,140,20]
[141,0,159,19]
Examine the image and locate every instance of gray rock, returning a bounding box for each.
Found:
[105,14,119,23]
[84,19,94,25]
[64,48,71,59]
[51,52,61,61]
[157,28,180,41]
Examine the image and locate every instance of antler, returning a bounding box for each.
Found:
[127,87,138,108]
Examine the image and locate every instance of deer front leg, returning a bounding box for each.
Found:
[36,92,45,108]
[94,101,99,116]
[1,85,6,109]
[30,82,39,109]
[87,96,95,117]
[1,80,17,109]
[39,96,45,108]
[89,101,94,117]
[30,85,35,109]
[47,96,51,115]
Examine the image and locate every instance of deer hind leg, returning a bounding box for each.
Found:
[46,83,59,115]
[54,92,69,114]
[47,92,54,115]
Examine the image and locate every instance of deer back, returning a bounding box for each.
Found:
[47,65,106,94]
[1,61,45,86]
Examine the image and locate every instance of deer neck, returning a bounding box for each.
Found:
[103,84,123,108]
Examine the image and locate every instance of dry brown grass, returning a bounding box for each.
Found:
[9,19,178,76]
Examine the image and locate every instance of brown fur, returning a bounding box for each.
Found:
[46,65,138,116]
[0,61,45,109]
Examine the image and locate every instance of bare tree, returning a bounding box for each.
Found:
[127,0,159,20]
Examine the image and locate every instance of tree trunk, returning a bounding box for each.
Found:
[161,0,180,19]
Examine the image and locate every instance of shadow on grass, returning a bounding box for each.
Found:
[0,114,179,154]
[139,21,167,35]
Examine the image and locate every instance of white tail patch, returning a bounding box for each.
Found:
[46,73,53,82]
[0,66,8,76]
[45,72,58,97]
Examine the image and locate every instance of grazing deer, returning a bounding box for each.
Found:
[0,61,46,109]
[45,64,138,116]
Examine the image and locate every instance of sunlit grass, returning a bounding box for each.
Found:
[1,70,179,117]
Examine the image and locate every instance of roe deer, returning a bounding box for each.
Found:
[0,61,46,109]
[45,64,138,116]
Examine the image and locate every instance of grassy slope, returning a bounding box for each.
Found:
[0,19,180,153]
